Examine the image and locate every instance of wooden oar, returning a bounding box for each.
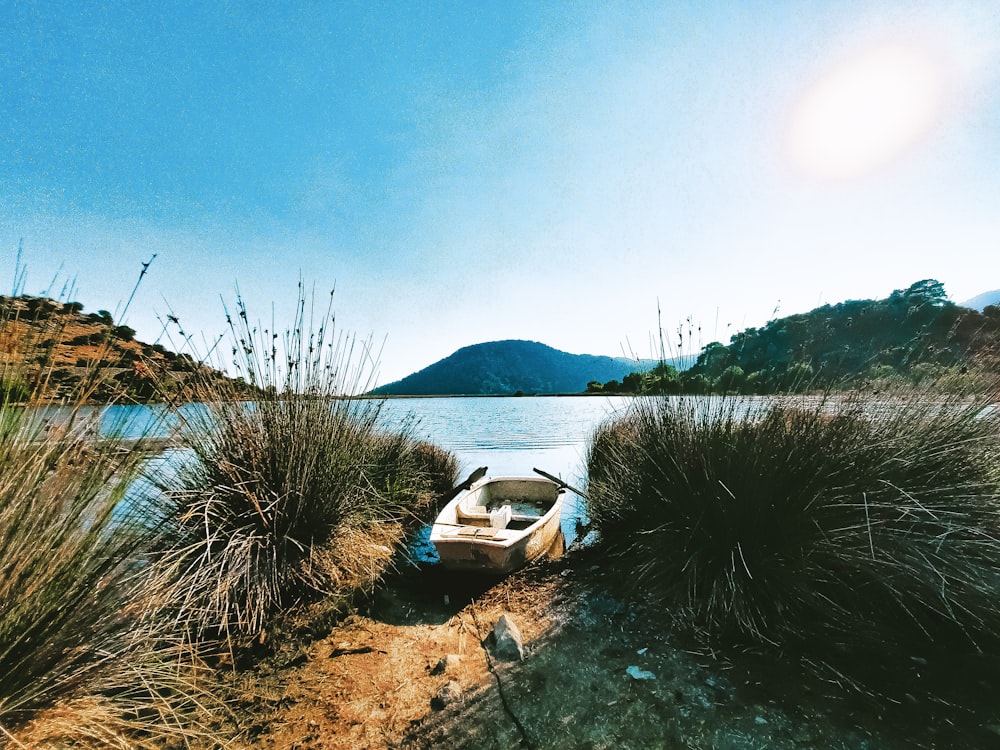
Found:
[533,467,588,500]
[438,466,489,505]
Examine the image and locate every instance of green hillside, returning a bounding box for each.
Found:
[597,280,1000,395]
[372,340,659,396]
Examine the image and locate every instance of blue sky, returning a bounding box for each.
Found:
[3,1,999,384]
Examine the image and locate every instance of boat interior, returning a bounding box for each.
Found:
[439,478,562,534]
[455,500,542,531]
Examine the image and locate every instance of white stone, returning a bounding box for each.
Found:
[491,614,525,661]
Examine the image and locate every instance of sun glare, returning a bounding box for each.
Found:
[787,42,947,180]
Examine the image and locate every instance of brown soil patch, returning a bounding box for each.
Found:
[221,561,562,749]
[215,548,1000,750]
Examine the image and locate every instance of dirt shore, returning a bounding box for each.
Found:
[216,547,1000,749]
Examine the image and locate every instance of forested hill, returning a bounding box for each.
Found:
[372,340,657,396]
[681,279,1000,393]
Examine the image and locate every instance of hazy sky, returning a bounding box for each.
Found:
[3,1,999,384]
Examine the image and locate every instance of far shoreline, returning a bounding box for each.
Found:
[368,392,608,399]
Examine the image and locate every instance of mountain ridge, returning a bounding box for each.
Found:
[961,289,1000,312]
[372,340,664,396]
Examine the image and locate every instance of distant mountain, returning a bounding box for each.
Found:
[960,289,1000,312]
[372,340,661,396]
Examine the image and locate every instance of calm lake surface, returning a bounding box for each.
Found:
[81,396,633,548]
[379,396,630,484]
[378,396,632,542]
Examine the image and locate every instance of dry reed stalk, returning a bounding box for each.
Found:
[0,258,225,746]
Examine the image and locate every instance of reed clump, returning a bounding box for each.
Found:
[586,388,1000,665]
[0,267,218,747]
[0,407,165,742]
[148,287,457,644]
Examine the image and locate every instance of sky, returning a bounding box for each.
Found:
[2,1,999,385]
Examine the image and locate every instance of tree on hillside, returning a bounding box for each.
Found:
[650,279,1000,394]
[113,325,136,342]
[891,279,948,308]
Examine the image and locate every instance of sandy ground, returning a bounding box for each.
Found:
[214,546,1000,750]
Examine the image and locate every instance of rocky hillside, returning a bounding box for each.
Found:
[0,294,219,402]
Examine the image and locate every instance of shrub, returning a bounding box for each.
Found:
[586,388,1000,660]
[69,332,107,346]
[147,287,457,642]
[0,376,29,404]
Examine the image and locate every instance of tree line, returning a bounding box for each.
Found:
[588,280,1000,395]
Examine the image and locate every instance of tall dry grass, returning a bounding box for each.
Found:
[147,286,457,644]
[0,407,149,728]
[0,262,221,747]
[586,387,1000,664]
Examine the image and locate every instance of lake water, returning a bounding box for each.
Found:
[378,396,632,545]
[378,396,630,484]
[72,395,632,549]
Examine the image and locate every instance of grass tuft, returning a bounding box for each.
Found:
[0,408,156,727]
[0,259,219,746]
[586,387,1000,664]
[147,286,457,643]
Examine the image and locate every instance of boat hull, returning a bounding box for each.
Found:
[430,475,565,574]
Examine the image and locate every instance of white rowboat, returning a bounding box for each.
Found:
[430,473,566,574]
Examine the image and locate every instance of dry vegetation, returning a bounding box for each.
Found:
[585,388,1000,706]
[0,293,220,404]
[4,267,1000,748]
[141,287,458,647]
[0,280,461,747]
[0,326,222,746]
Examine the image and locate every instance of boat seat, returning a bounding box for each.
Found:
[456,504,491,520]
[457,503,515,525]
[455,526,502,538]
[510,512,543,523]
